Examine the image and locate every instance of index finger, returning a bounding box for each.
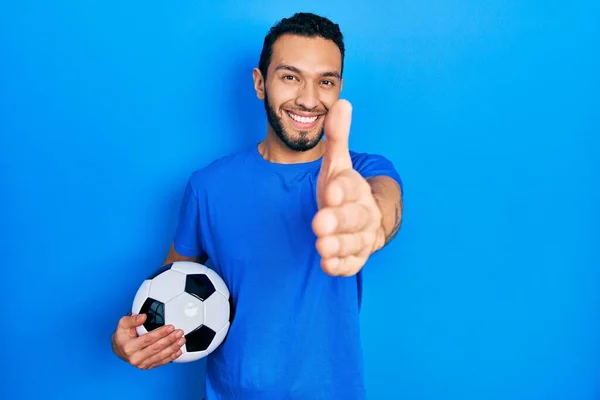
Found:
[313,202,371,237]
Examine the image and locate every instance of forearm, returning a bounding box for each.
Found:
[163,242,207,265]
[368,176,403,251]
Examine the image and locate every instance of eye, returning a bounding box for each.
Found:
[321,79,335,86]
[283,75,298,82]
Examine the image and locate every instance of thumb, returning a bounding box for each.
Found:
[119,313,146,330]
[323,99,353,173]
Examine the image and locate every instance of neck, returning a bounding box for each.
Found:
[258,129,325,164]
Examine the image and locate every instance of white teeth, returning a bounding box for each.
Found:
[288,112,318,124]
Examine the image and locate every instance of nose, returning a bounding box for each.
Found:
[295,81,320,111]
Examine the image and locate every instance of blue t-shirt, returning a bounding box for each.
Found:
[173,143,402,400]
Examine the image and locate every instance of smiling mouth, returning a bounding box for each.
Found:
[285,110,322,128]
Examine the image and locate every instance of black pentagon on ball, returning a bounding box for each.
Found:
[139,298,165,332]
[185,274,216,301]
[185,325,217,352]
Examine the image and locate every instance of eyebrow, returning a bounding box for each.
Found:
[275,64,341,79]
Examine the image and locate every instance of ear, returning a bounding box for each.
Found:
[253,68,265,100]
[339,77,344,94]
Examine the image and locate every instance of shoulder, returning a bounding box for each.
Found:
[349,149,399,176]
[186,144,256,191]
[350,150,393,169]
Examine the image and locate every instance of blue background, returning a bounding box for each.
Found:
[2,1,599,399]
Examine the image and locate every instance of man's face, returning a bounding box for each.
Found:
[255,34,343,152]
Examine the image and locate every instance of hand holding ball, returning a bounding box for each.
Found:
[112,261,232,368]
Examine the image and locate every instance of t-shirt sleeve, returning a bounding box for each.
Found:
[173,178,207,258]
[352,152,404,193]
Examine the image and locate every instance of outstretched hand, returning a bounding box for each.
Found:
[313,100,385,277]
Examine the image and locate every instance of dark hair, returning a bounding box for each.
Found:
[258,12,345,79]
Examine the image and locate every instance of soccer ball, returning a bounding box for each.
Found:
[131,261,232,363]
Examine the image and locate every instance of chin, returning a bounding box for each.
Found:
[280,125,324,152]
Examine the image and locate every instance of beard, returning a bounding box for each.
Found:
[263,90,325,152]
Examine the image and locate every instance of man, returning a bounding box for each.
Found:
[111,12,403,399]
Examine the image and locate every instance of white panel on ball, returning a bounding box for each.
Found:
[136,324,149,337]
[202,291,230,331]
[147,269,186,303]
[164,291,205,335]
[170,260,207,275]
[175,347,208,363]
